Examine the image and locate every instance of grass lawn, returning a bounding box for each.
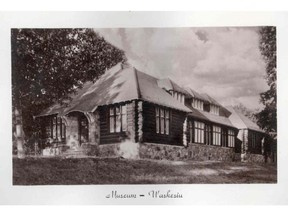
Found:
[13,157,277,185]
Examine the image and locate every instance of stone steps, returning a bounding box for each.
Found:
[62,147,86,158]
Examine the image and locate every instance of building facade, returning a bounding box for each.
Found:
[36,63,271,162]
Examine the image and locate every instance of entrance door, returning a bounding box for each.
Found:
[79,114,89,145]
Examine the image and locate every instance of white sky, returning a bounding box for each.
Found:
[95,27,269,111]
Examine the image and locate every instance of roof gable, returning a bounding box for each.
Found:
[226,106,264,133]
[38,63,191,117]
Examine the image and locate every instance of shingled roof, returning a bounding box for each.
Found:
[186,104,235,128]
[157,78,190,96]
[226,106,264,133]
[38,63,191,117]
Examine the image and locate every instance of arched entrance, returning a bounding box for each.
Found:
[65,111,89,148]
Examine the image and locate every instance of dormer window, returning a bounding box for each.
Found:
[210,104,220,115]
[172,91,185,104]
[192,98,204,110]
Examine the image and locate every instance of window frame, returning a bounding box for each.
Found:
[44,116,66,141]
[155,107,170,135]
[194,121,205,144]
[228,129,235,148]
[212,125,222,146]
[109,104,128,133]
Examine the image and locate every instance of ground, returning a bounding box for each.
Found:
[13,157,277,185]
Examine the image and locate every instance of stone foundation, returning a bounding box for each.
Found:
[98,141,140,159]
[242,153,265,163]
[139,142,236,161]
[81,143,99,156]
[187,143,235,161]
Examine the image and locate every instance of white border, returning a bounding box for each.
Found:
[0,11,288,205]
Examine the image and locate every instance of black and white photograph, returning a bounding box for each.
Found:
[11,26,277,185]
[0,11,287,206]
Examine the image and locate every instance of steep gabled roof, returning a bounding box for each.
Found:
[136,71,191,112]
[226,106,264,133]
[38,63,191,117]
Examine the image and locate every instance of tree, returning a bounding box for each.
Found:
[255,26,277,133]
[11,28,126,158]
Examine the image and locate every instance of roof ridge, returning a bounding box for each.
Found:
[133,67,142,100]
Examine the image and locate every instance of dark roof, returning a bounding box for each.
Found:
[226,106,264,133]
[38,63,191,117]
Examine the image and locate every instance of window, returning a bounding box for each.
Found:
[194,121,205,143]
[228,129,235,147]
[45,122,52,138]
[213,125,221,146]
[210,105,220,115]
[173,91,184,104]
[160,109,165,134]
[192,99,204,110]
[109,105,127,133]
[44,116,66,141]
[221,128,228,147]
[61,123,66,139]
[205,124,212,145]
[52,116,57,139]
[165,109,170,135]
[251,132,257,149]
[155,107,170,135]
[79,115,89,143]
[189,121,193,143]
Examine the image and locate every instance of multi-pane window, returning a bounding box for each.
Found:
[194,121,205,143]
[205,124,212,145]
[44,116,66,141]
[221,128,228,147]
[155,107,170,135]
[173,91,185,104]
[228,129,235,147]
[109,105,127,133]
[189,121,193,143]
[213,125,221,146]
[210,105,220,115]
[192,99,204,110]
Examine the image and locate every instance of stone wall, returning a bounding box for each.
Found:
[244,153,265,163]
[81,143,99,156]
[139,142,236,161]
[98,141,140,159]
[187,143,235,161]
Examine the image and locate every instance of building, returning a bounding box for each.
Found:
[35,63,270,162]
[226,107,276,163]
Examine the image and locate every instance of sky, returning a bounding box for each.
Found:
[95,27,269,111]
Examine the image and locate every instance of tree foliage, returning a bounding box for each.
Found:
[11,28,126,138]
[255,26,277,133]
